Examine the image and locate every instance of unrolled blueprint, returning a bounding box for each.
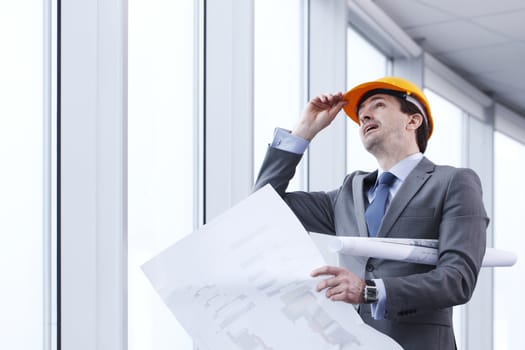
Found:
[142,185,402,350]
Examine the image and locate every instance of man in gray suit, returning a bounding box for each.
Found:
[254,77,488,349]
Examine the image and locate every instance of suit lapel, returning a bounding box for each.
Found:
[378,157,435,237]
[353,171,377,237]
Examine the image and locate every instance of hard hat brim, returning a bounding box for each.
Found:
[342,80,412,124]
[342,78,433,138]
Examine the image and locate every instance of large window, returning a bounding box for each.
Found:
[493,131,525,350]
[254,0,304,189]
[0,1,46,348]
[424,89,464,168]
[346,26,389,173]
[128,1,196,349]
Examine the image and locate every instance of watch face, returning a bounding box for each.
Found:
[364,285,378,303]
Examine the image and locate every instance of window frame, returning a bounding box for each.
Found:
[60,0,127,348]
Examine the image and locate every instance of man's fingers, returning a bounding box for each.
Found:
[311,265,364,304]
[326,286,348,301]
[312,265,347,293]
[336,99,348,109]
[310,265,343,277]
[311,93,345,109]
[324,283,346,297]
[322,282,362,303]
[315,275,342,292]
[310,99,330,110]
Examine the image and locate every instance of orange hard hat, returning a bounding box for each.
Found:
[342,76,434,138]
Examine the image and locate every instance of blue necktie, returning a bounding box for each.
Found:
[365,172,396,237]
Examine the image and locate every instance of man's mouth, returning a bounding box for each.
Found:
[363,123,379,135]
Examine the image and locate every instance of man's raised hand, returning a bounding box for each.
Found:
[292,92,347,141]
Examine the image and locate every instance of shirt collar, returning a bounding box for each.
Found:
[377,153,424,183]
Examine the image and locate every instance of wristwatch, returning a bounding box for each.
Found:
[363,279,378,304]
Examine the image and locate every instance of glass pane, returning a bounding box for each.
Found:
[128,1,195,349]
[346,26,388,172]
[494,131,525,350]
[254,0,304,190]
[0,1,44,348]
[423,89,464,167]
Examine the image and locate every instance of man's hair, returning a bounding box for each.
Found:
[395,96,430,153]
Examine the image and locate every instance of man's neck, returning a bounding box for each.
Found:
[374,147,421,171]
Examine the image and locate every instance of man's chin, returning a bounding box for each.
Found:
[361,135,378,150]
[361,137,385,156]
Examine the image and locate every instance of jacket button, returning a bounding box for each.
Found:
[366,264,374,272]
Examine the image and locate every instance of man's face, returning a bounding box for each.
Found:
[357,93,413,153]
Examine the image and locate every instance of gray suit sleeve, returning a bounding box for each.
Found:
[382,168,488,320]
[254,146,338,234]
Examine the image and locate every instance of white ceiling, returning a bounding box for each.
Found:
[373,0,525,117]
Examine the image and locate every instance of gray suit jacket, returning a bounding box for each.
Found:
[254,147,488,350]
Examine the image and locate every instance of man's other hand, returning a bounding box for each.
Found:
[311,265,365,304]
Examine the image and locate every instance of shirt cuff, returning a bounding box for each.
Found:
[370,279,387,320]
[271,127,309,155]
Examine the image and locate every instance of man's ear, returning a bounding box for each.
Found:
[406,113,423,132]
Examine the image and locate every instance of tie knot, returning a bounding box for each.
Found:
[378,171,396,186]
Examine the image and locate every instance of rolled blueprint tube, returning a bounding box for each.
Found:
[328,237,517,267]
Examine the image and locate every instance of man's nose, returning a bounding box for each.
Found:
[359,114,372,125]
